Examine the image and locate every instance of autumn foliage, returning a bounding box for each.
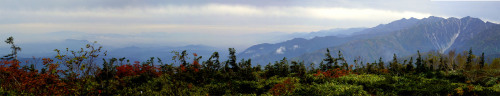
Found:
[115,61,161,78]
[269,78,296,96]
[314,68,352,79]
[0,59,70,95]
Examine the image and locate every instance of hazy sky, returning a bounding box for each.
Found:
[0,0,499,50]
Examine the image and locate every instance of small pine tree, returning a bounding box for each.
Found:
[338,51,348,70]
[279,57,289,77]
[406,57,414,72]
[228,48,239,71]
[465,48,473,71]
[378,57,385,70]
[323,49,335,70]
[366,62,373,73]
[416,50,425,73]
[1,36,22,60]
[264,63,274,78]
[439,57,446,71]
[308,62,316,73]
[390,54,398,72]
[319,61,326,71]
[291,61,300,74]
[428,56,435,71]
[480,52,485,69]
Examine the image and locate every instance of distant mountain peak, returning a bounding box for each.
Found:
[64,39,88,42]
[460,16,485,23]
[287,38,307,42]
[428,16,445,19]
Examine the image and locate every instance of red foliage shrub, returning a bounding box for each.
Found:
[314,68,352,79]
[115,61,161,78]
[270,78,296,96]
[0,59,70,95]
[192,60,200,72]
[179,64,187,72]
[379,69,390,74]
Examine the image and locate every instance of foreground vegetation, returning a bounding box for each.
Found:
[2,36,500,95]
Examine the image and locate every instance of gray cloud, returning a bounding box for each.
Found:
[0,0,498,50]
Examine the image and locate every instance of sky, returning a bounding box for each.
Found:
[0,0,499,50]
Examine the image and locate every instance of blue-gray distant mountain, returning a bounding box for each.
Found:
[241,16,500,65]
[14,39,92,58]
[238,17,421,65]
[107,45,227,64]
[238,28,376,65]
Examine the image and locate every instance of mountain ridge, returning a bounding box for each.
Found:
[240,16,500,65]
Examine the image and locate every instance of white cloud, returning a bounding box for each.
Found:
[276,46,286,54]
[293,45,299,50]
[0,4,432,35]
[2,3,431,21]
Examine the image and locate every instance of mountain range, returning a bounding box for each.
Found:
[239,16,500,65]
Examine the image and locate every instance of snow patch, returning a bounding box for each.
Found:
[276,46,286,54]
[441,29,460,53]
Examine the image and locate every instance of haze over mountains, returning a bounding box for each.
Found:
[0,25,365,64]
[3,16,500,67]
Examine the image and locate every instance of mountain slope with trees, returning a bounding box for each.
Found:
[241,16,500,65]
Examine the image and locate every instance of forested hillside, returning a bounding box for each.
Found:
[2,36,500,95]
[241,16,500,65]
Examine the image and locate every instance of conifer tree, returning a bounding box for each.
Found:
[264,63,274,77]
[466,48,473,71]
[428,56,434,71]
[205,52,221,73]
[254,64,261,72]
[406,57,414,72]
[354,56,361,70]
[439,56,446,71]
[480,52,485,69]
[228,48,239,71]
[378,57,385,70]
[416,50,424,73]
[390,54,398,72]
[281,57,289,77]
[338,51,348,70]
[291,61,299,74]
[366,62,372,73]
[319,61,326,71]
[1,36,21,60]
[323,49,337,69]
[298,61,306,76]
[308,62,316,73]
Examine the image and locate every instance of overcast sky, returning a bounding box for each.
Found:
[0,0,499,50]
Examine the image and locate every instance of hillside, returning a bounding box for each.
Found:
[241,16,500,65]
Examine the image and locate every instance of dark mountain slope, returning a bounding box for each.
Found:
[298,16,498,64]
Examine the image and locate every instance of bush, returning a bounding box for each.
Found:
[296,82,368,96]
[204,83,230,95]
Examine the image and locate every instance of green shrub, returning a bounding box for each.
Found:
[296,82,368,96]
[337,74,385,85]
[232,80,263,94]
[204,83,230,95]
